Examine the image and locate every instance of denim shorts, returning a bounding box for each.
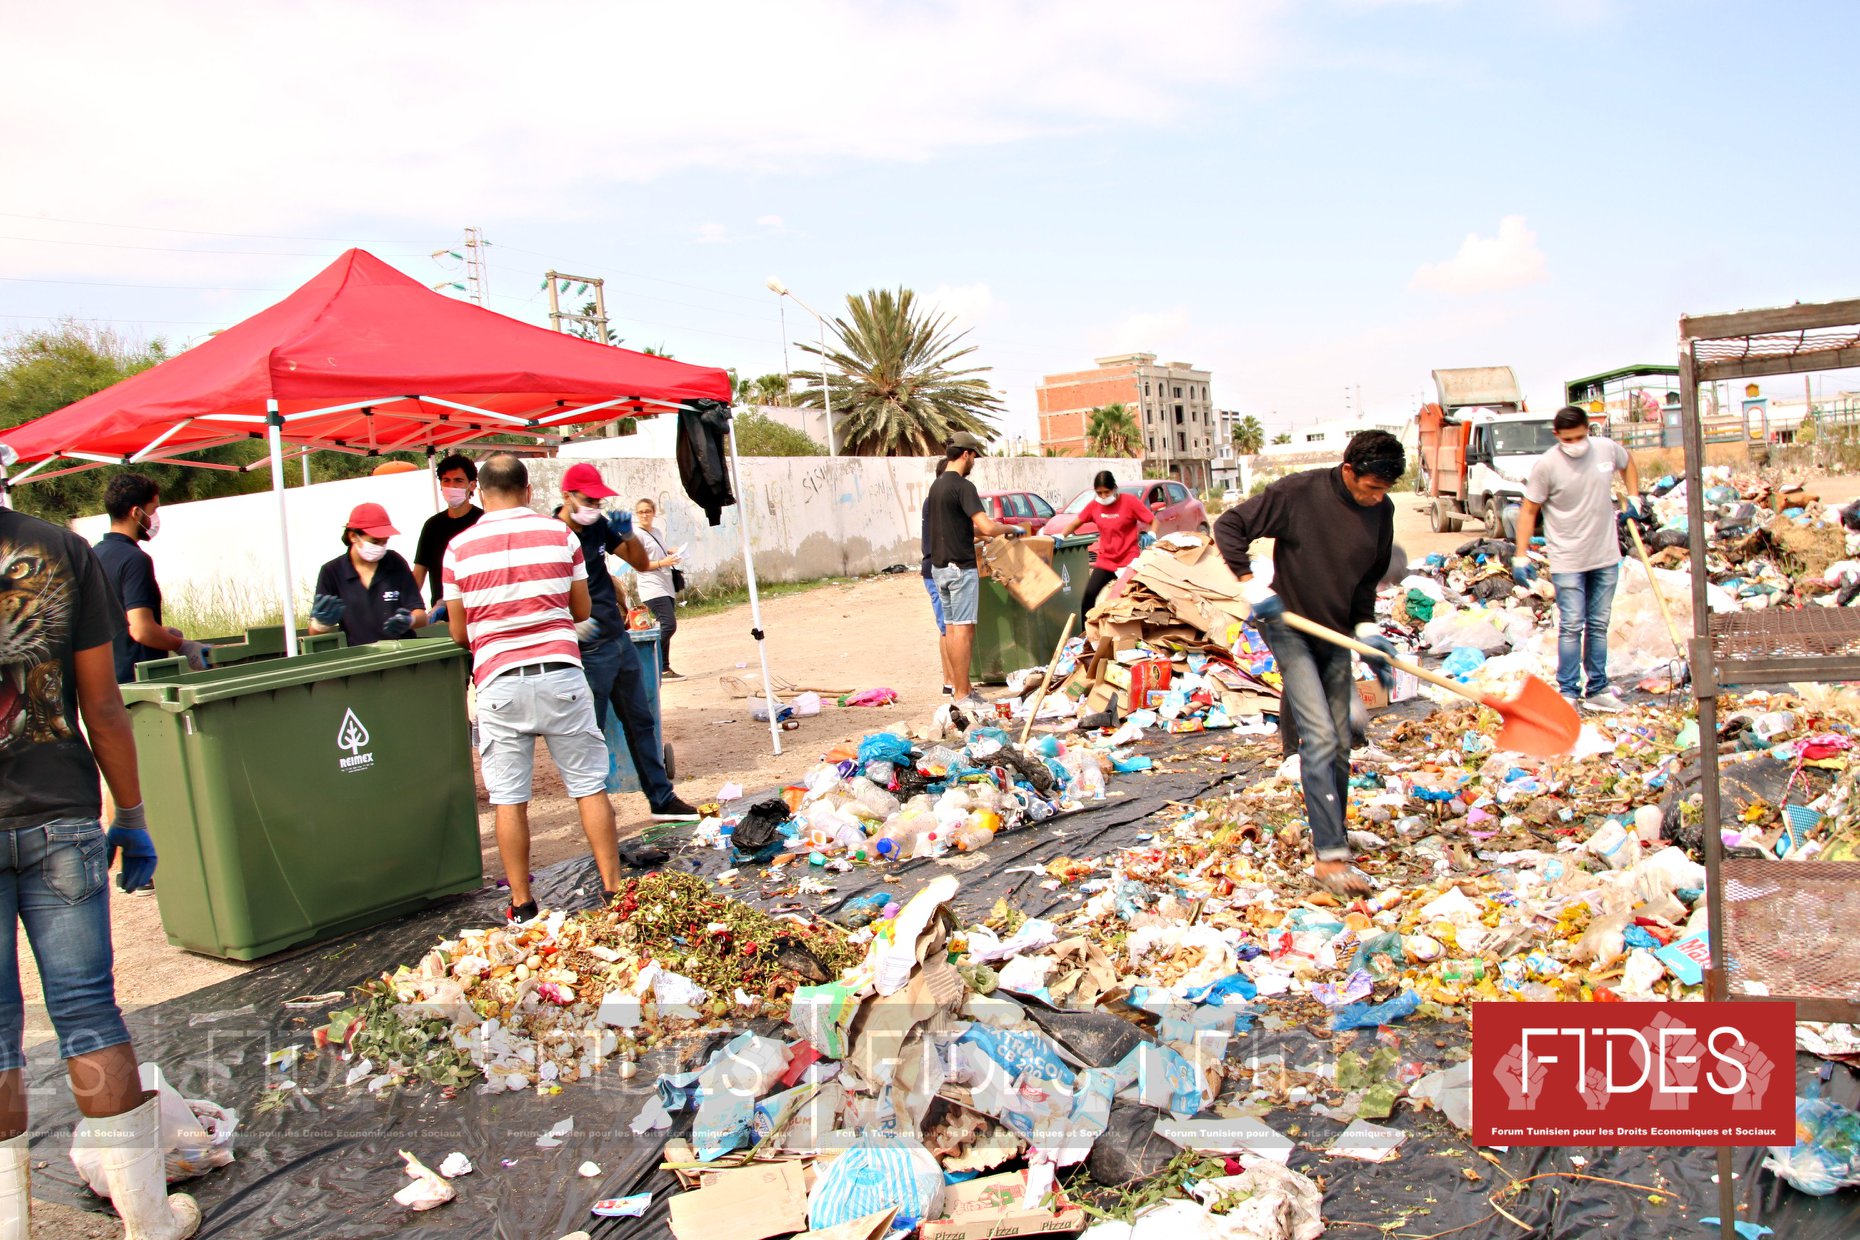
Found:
[931,565,980,626]
[476,666,611,804]
[0,818,131,1070]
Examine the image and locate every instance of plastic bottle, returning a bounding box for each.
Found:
[911,830,946,860]
[1633,804,1663,846]
[871,825,908,861]
[951,809,1001,852]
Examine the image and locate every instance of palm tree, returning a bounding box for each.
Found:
[753,373,790,407]
[794,287,1001,455]
[1271,432,1293,445]
[1233,415,1265,455]
[1086,403,1141,457]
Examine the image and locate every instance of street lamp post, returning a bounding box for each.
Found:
[765,277,838,457]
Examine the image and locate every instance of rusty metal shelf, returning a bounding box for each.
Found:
[1706,608,1860,685]
[1720,858,1860,1020]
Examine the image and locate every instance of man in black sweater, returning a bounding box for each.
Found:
[1214,430,1405,897]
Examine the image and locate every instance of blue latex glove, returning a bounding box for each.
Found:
[1621,497,1642,520]
[1354,623,1398,693]
[1138,532,1156,550]
[310,593,345,626]
[380,608,414,638]
[1510,556,1537,586]
[1242,581,1284,624]
[604,509,634,540]
[106,802,157,893]
[429,600,447,622]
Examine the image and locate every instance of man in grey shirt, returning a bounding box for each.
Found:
[1511,405,1641,712]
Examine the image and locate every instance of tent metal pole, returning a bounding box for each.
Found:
[267,401,300,657]
[725,414,782,756]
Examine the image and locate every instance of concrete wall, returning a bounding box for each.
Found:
[70,454,1130,624]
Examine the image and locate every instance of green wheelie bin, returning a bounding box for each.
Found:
[968,533,1097,685]
[120,637,483,960]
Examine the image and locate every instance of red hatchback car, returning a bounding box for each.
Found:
[978,490,1058,533]
[1040,480,1209,538]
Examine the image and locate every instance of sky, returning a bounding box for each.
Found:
[5,0,1859,446]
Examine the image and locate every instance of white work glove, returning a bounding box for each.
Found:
[1241,579,1284,623]
[178,640,210,671]
[573,618,602,644]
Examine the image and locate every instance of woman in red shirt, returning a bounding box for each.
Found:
[1058,470,1158,623]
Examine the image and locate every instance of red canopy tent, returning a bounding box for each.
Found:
[0,252,787,750]
[0,248,732,469]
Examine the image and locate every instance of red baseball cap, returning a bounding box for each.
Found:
[561,462,618,500]
[345,502,400,537]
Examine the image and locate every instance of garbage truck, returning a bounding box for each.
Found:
[1414,366,1563,538]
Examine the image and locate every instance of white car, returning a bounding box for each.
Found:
[1221,488,1243,504]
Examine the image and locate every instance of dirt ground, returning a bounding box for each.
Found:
[22,478,1857,1235]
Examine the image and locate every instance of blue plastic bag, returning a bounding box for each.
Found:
[1763,1094,1860,1195]
[1332,988,1422,1032]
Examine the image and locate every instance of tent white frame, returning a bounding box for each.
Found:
[0,392,785,756]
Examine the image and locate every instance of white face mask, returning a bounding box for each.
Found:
[138,509,160,541]
[355,539,389,563]
[571,506,604,526]
[1094,493,1116,506]
[441,486,469,508]
[1558,438,1592,459]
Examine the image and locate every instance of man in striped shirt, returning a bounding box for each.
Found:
[442,454,619,923]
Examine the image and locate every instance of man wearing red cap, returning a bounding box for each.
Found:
[308,502,427,647]
[556,462,697,823]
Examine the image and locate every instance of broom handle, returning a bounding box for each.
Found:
[1276,610,1485,705]
[1019,614,1076,746]
[1626,520,1686,658]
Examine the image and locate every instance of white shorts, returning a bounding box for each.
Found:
[475,666,609,805]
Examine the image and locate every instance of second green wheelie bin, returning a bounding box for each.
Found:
[968,533,1097,685]
[121,637,482,960]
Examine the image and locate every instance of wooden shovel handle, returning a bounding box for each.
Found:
[1275,610,1485,707]
[1019,614,1076,745]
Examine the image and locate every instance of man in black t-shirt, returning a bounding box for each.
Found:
[91,473,206,680]
[412,453,483,608]
[0,506,204,1235]
[926,431,1023,709]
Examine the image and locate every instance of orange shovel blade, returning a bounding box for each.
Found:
[1483,674,1582,758]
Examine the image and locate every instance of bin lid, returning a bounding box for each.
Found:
[1051,534,1099,550]
[120,638,468,712]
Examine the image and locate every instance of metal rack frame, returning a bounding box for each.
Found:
[1679,297,1860,1239]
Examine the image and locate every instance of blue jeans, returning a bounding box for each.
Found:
[1261,622,1354,862]
[0,819,131,1070]
[1550,563,1620,698]
[923,575,946,635]
[579,636,676,808]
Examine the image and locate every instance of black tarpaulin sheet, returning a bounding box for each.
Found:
[22,731,1860,1238]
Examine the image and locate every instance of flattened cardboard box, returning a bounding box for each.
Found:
[918,1170,1087,1240]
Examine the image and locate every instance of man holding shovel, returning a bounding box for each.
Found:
[1214,430,1405,898]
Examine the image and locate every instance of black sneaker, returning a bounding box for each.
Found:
[661,669,684,681]
[506,899,539,924]
[649,796,700,821]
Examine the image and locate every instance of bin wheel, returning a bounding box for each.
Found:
[662,741,676,781]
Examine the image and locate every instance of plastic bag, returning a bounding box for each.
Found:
[72,1063,238,1193]
[1408,1060,1472,1132]
[806,1133,945,1231]
[1764,1094,1860,1195]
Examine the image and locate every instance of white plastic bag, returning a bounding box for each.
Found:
[72,1063,238,1195]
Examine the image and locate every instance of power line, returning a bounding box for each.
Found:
[0,210,421,245]
[0,233,424,258]
[0,311,226,326]
[0,275,290,291]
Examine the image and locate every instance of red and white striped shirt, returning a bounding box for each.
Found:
[441,507,587,687]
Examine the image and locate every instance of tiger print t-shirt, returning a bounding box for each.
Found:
[0,509,124,830]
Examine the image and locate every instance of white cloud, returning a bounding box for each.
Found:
[691,222,731,245]
[1410,215,1548,295]
[0,1,1280,278]
[927,283,998,330]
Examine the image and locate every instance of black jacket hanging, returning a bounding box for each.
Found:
[675,400,736,526]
